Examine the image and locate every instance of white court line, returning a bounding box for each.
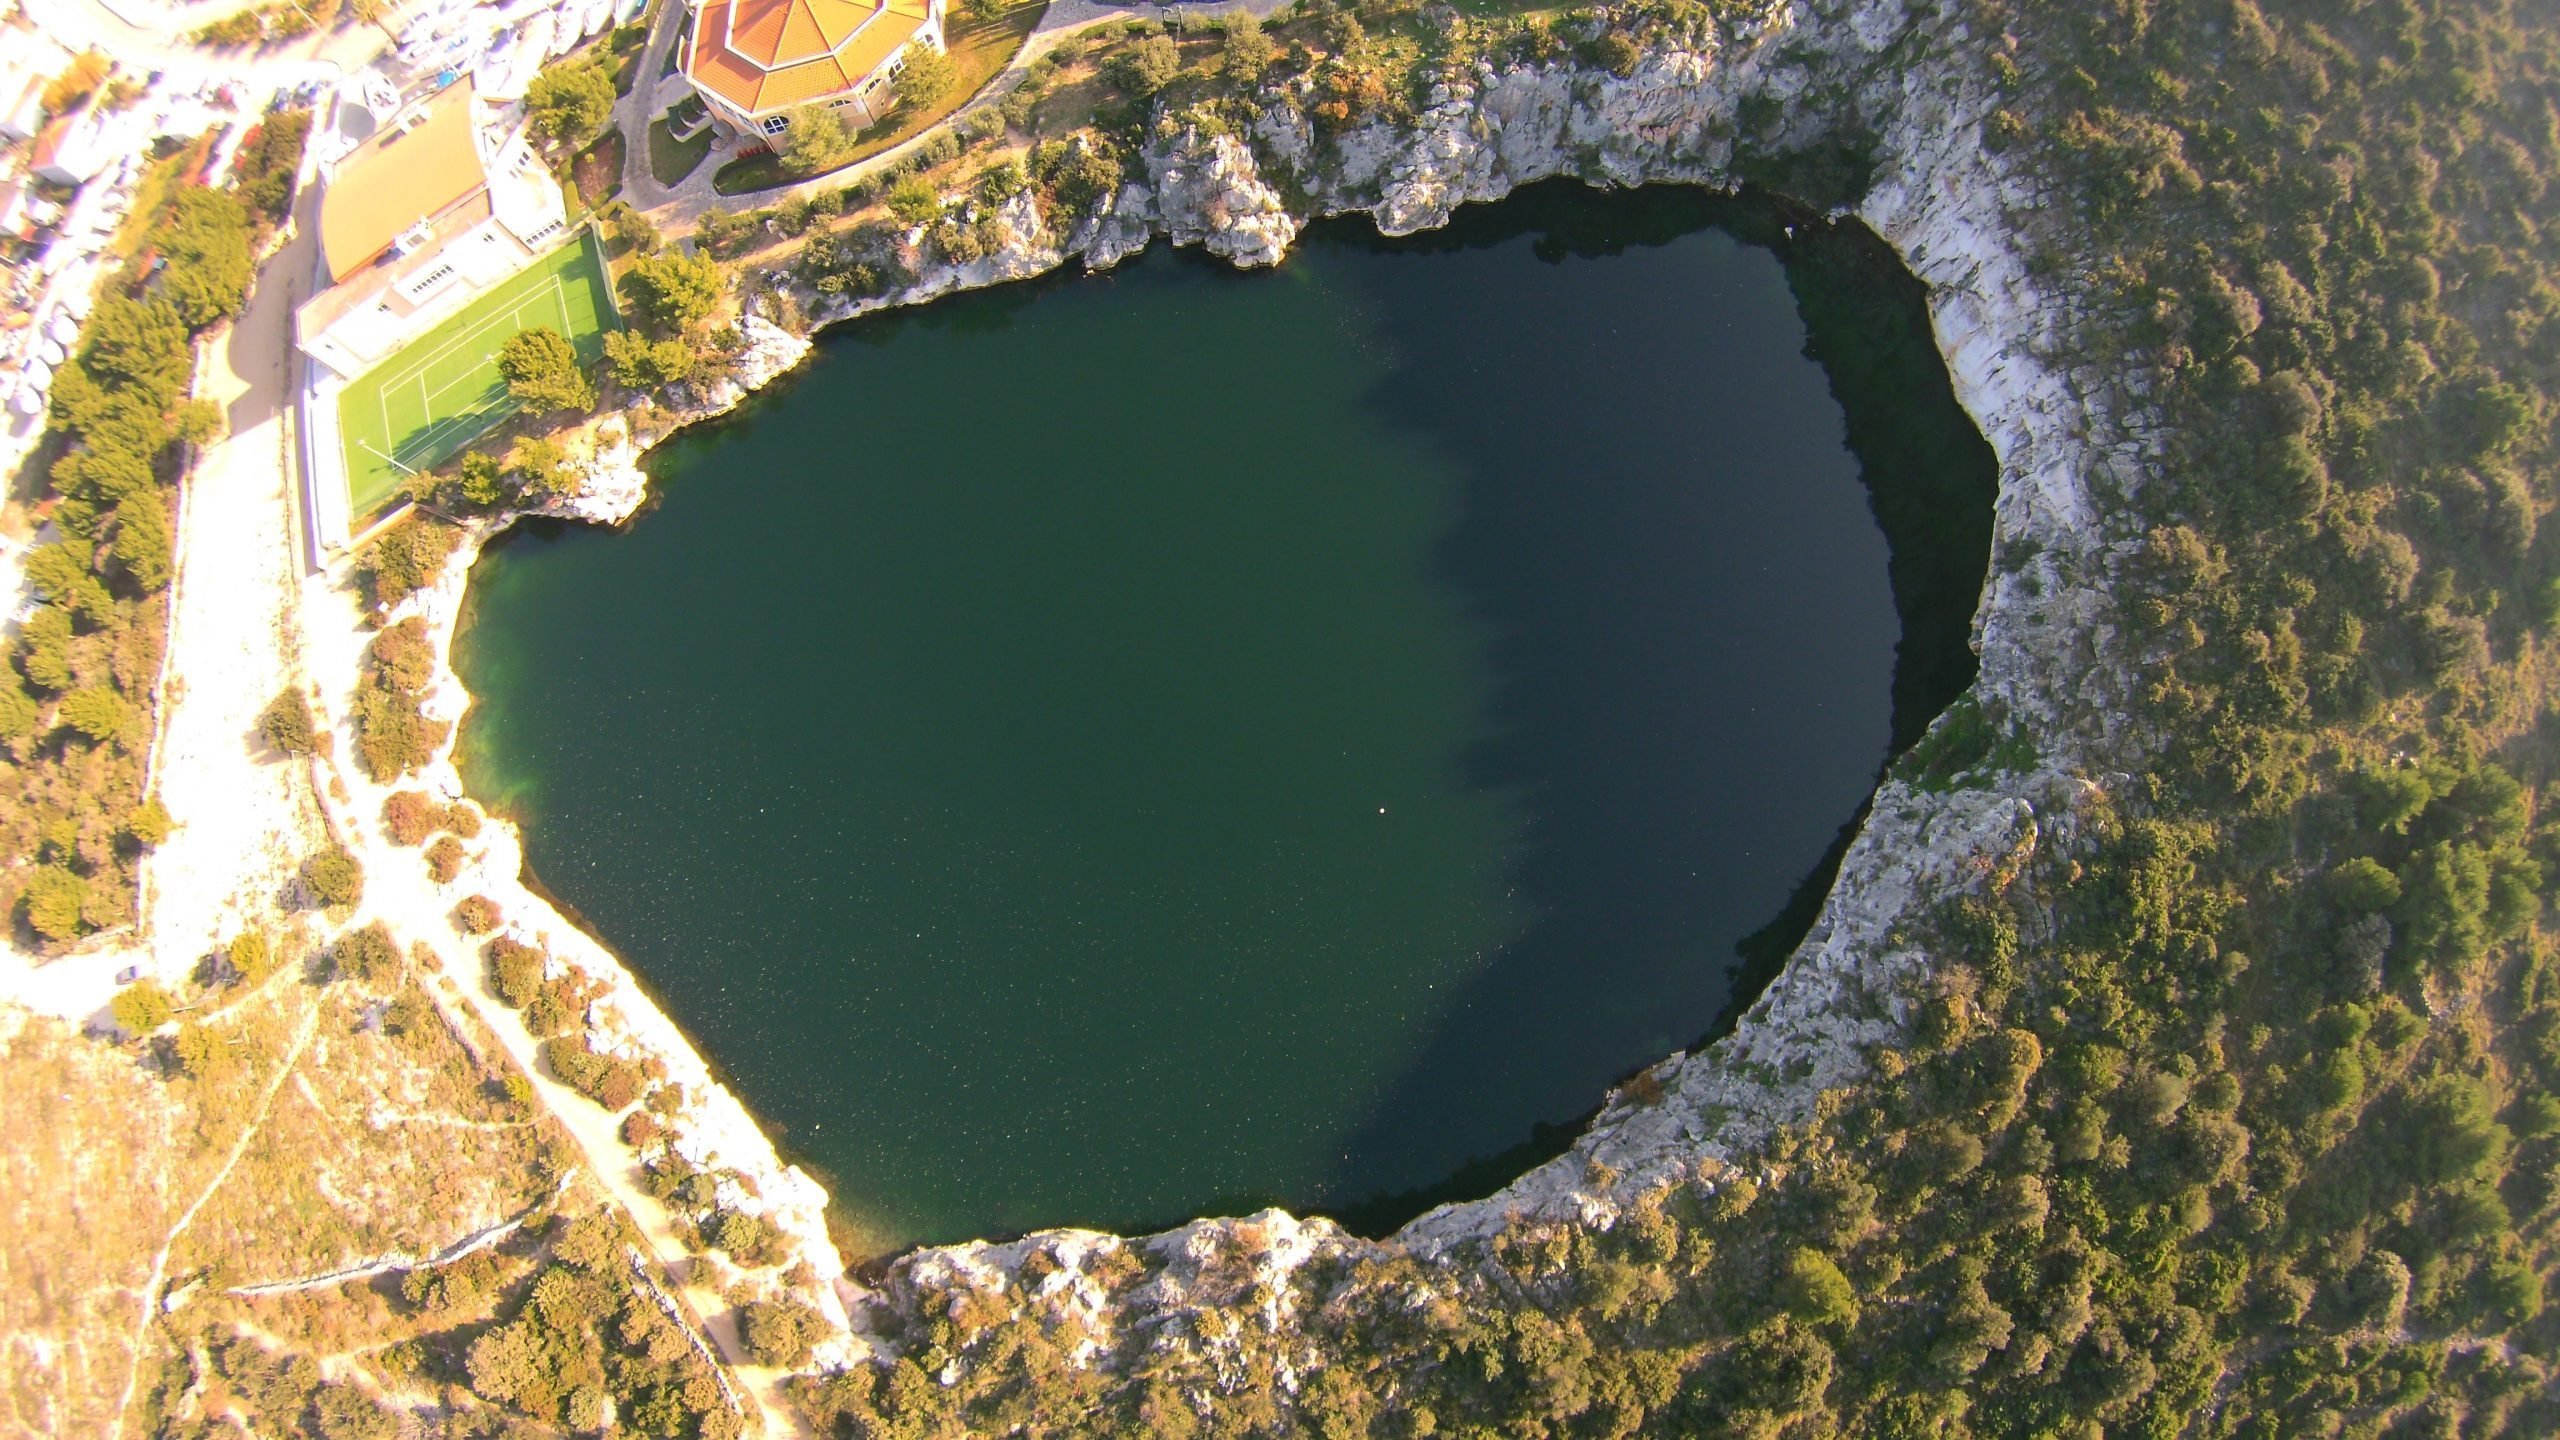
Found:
[397,281,581,459]
[368,275,591,469]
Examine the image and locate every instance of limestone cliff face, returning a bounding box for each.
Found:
[564,317,817,526]
[559,0,2156,1366]
[837,0,2147,1266]
[1315,48,1749,232]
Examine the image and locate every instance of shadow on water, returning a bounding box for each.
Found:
[457,180,1997,1254]
[1308,182,1999,1239]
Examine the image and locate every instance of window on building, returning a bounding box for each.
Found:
[401,263,458,300]
[760,114,789,136]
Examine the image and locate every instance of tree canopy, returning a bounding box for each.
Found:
[525,60,616,149]
[110,979,174,1036]
[618,248,724,336]
[782,104,857,176]
[894,41,955,112]
[497,327,597,414]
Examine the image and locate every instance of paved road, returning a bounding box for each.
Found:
[621,0,1290,228]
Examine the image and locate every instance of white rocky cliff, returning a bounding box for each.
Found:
[452,0,2153,1377]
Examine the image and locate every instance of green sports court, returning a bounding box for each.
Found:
[338,230,621,516]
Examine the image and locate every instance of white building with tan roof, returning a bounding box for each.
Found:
[680,0,944,140]
[290,77,583,557]
[294,77,570,382]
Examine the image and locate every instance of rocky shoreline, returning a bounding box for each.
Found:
[369,0,2150,1378]
[308,318,871,1367]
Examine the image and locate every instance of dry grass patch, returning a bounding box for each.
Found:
[0,1010,191,1438]
[0,922,572,1436]
[177,978,559,1291]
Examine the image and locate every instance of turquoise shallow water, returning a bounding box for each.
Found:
[456,185,1976,1250]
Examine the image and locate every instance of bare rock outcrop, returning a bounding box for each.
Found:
[481,0,2161,1373]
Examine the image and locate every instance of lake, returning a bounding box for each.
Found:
[455,183,1993,1251]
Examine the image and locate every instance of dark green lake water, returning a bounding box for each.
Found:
[456,184,1994,1251]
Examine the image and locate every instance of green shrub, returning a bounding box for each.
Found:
[302,846,364,908]
[425,835,465,885]
[382,790,440,846]
[526,60,616,148]
[455,894,501,935]
[355,517,460,611]
[110,978,175,1035]
[1111,34,1180,95]
[741,1296,827,1367]
[55,687,134,744]
[894,41,954,111]
[497,326,597,414]
[2329,856,2402,912]
[258,687,318,755]
[334,922,399,984]
[1776,1247,1859,1329]
[620,247,724,336]
[20,866,89,940]
[706,1208,784,1266]
[488,938,547,1008]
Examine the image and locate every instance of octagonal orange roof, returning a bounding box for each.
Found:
[685,0,930,119]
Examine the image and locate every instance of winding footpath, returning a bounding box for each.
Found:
[379,881,808,1437]
[222,1172,566,1297]
[288,534,820,1434]
[0,102,807,1433]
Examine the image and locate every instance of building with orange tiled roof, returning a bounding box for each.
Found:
[680,0,945,141]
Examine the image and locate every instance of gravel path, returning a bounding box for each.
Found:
[140,206,334,994]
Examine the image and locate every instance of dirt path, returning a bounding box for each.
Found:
[107,1001,320,1440]
[297,742,803,1437]
[223,1173,563,1297]
[387,919,805,1436]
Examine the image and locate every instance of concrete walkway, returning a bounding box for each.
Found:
[620,0,1292,230]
